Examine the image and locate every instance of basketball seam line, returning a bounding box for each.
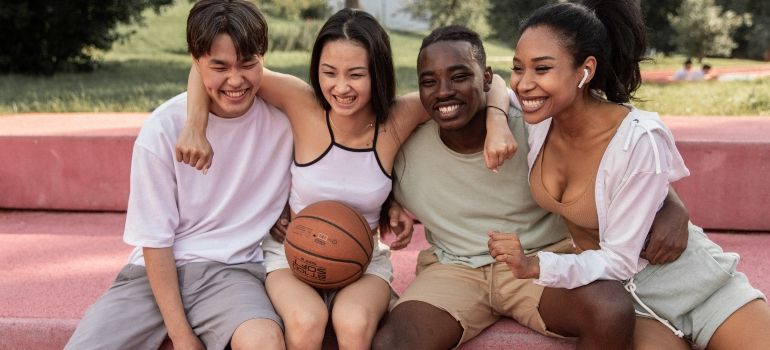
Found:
[292,214,372,260]
[284,238,366,269]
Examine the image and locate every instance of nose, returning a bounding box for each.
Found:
[436,78,454,99]
[514,70,536,92]
[333,77,351,94]
[227,69,245,87]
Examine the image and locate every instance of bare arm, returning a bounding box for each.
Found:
[643,186,689,264]
[144,247,204,350]
[389,74,516,169]
[175,64,213,172]
[484,74,517,172]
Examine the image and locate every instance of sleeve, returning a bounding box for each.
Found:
[535,131,673,289]
[123,144,180,248]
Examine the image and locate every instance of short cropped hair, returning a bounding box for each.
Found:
[419,25,487,69]
[187,0,268,60]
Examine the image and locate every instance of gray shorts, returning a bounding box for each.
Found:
[630,224,765,348]
[65,262,281,350]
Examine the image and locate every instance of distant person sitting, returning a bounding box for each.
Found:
[690,64,715,81]
[671,59,692,81]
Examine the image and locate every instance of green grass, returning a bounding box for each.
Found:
[2,1,769,116]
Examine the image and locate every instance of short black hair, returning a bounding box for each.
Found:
[309,8,395,126]
[418,25,486,69]
[187,0,268,60]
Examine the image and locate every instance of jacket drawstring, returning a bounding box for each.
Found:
[623,119,662,174]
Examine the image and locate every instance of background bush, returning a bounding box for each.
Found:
[0,0,172,75]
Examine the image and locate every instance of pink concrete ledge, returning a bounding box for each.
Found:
[1,114,769,231]
[0,113,147,211]
[664,117,770,231]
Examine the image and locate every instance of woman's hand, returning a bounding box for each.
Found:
[488,231,539,279]
[175,126,213,174]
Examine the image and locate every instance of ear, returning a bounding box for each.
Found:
[483,66,493,92]
[578,56,597,89]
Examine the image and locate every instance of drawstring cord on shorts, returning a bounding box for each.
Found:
[624,277,685,338]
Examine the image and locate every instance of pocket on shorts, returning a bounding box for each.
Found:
[630,226,739,320]
[415,249,439,275]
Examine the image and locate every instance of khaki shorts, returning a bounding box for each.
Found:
[65,262,281,350]
[394,238,574,345]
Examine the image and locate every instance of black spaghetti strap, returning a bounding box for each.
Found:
[325,110,335,143]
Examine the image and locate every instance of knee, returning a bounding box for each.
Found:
[371,326,399,350]
[332,310,378,345]
[285,308,328,334]
[231,320,284,350]
[581,282,635,336]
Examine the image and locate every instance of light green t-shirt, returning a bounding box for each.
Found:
[394,111,568,268]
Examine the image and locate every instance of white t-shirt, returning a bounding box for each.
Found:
[124,93,293,266]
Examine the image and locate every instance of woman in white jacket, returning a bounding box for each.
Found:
[488,1,770,349]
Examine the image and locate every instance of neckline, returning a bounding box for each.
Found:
[326,110,378,151]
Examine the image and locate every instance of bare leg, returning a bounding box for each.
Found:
[371,300,463,350]
[706,299,770,350]
[266,269,328,350]
[331,275,391,350]
[632,317,689,350]
[539,280,636,350]
[231,319,285,350]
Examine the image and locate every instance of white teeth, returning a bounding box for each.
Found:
[335,96,355,104]
[438,105,459,115]
[223,89,247,98]
[521,98,545,110]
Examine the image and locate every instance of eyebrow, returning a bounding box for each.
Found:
[419,63,471,78]
[320,63,367,71]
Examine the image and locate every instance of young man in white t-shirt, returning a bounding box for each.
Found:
[65,1,292,349]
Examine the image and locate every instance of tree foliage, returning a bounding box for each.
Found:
[668,0,750,60]
[402,0,491,38]
[717,0,770,59]
[259,0,329,20]
[0,0,173,75]
[641,0,682,54]
[487,0,558,47]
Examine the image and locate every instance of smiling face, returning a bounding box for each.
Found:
[417,40,491,131]
[318,39,373,118]
[195,33,263,119]
[509,26,588,124]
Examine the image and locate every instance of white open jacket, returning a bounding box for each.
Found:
[525,105,690,289]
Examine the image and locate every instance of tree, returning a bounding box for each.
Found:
[641,0,682,54]
[668,0,750,60]
[402,0,491,38]
[260,0,329,20]
[0,0,172,75]
[345,0,361,9]
[487,0,556,47]
[717,0,770,60]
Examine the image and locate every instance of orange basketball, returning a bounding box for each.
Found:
[284,200,374,289]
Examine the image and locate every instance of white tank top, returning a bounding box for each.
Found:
[289,112,392,229]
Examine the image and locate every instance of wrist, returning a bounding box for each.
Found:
[486,105,509,119]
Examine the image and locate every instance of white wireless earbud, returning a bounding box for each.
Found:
[578,68,589,89]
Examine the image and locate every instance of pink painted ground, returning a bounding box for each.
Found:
[1,210,768,349]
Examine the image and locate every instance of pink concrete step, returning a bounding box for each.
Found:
[2,113,768,231]
[2,211,769,349]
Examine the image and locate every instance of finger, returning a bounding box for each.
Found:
[484,148,494,171]
[194,156,207,171]
[175,147,184,162]
[182,151,192,165]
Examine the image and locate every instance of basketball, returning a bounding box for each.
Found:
[284,200,374,289]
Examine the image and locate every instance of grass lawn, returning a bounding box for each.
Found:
[2,1,769,116]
